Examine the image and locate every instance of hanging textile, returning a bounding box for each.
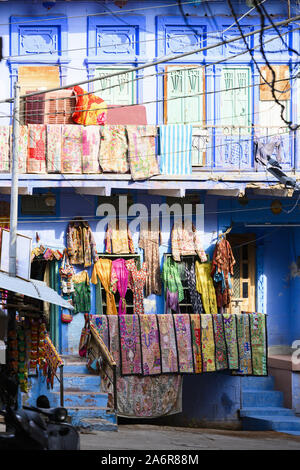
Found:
[156,314,179,373]
[165,289,181,314]
[249,313,268,376]
[126,125,160,181]
[173,314,194,373]
[200,314,216,372]
[71,85,107,126]
[0,126,10,173]
[222,314,239,370]
[195,261,218,314]
[139,223,162,297]
[171,222,207,262]
[82,125,101,174]
[213,314,228,371]
[18,125,29,174]
[211,237,235,310]
[161,256,184,303]
[184,263,204,314]
[61,124,82,174]
[67,219,98,268]
[190,314,202,374]
[46,124,62,173]
[27,124,46,173]
[125,259,147,315]
[99,125,129,173]
[110,258,129,315]
[234,313,252,375]
[90,315,109,349]
[72,270,91,314]
[105,222,135,254]
[159,124,193,175]
[119,315,142,376]
[139,314,162,376]
[91,258,118,315]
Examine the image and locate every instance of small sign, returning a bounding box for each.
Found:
[0,229,32,280]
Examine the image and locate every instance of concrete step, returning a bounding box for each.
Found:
[240,407,294,418]
[52,373,101,392]
[67,406,117,427]
[51,390,108,408]
[242,415,300,432]
[279,430,300,436]
[80,418,118,432]
[242,390,283,408]
[241,376,275,391]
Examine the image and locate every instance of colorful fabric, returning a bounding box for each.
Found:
[161,256,184,303]
[185,263,204,315]
[91,258,118,315]
[27,124,46,173]
[119,315,142,376]
[213,314,228,371]
[200,314,216,372]
[126,259,147,315]
[222,314,239,370]
[0,126,10,173]
[99,125,129,173]
[211,238,236,309]
[72,270,91,314]
[234,313,252,375]
[139,223,162,297]
[157,314,179,373]
[82,125,101,174]
[46,124,62,173]
[173,314,194,373]
[18,125,29,174]
[67,219,98,268]
[61,124,82,174]
[171,222,207,262]
[71,85,107,126]
[165,289,181,314]
[195,261,218,314]
[190,314,202,374]
[159,124,193,175]
[110,258,129,315]
[105,222,135,254]
[107,315,120,366]
[43,334,64,389]
[90,315,109,349]
[126,125,160,181]
[139,314,161,376]
[249,313,268,376]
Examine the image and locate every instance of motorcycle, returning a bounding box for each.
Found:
[0,370,80,450]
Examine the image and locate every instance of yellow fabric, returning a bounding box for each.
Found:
[195,261,217,315]
[91,258,117,315]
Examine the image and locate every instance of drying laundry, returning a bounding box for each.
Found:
[126,125,160,180]
[82,125,101,174]
[27,124,46,173]
[159,124,193,175]
[61,124,82,174]
[0,126,10,173]
[46,124,62,173]
[99,125,129,173]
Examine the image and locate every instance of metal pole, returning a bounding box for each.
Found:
[9,82,20,277]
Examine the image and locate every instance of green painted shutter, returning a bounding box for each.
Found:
[94,67,136,105]
[220,67,251,129]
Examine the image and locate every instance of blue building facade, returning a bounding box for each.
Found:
[0,0,300,428]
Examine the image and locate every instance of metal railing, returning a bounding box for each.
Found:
[88,324,117,414]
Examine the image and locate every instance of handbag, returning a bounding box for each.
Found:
[61,311,73,324]
[59,251,75,294]
[79,313,90,357]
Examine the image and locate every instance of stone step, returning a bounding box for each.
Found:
[67,406,117,427]
[242,415,300,432]
[242,390,283,408]
[241,376,275,391]
[279,430,300,436]
[51,390,108,408]
[240,407,294,417]
[80,418,118,432]
[52,373,101,392]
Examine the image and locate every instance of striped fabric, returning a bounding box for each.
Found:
[159,124,193,175]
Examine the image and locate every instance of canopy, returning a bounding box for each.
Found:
[0,271,74,310]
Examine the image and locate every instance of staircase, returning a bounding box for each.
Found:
[50,355,117,432]
[240,376,300,435]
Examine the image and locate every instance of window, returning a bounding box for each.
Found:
[94,67,136,105]
[259,65,290,129]
[227,234,256,314]
[163,254,196,315]
[220,66,251,130]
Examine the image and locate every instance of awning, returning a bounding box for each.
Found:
[0,271,74,310]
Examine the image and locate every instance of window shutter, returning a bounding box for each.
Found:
[165,66,185,124]
[94,68,135,105]
[220,67,250,128]
[220,68,235,127]
[260,65,290,101]
[235,69,250,128]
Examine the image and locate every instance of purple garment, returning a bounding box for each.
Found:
[111,258,129,315]
[165,289,181,314]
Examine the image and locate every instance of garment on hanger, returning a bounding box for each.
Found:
[195,260,217,315]
[165,289,181,315]
[105,221,135,255]
[171,222,207,262]
[139,222,162,297]
[72,270,91,314]
[184,263,204,314]
[110,258,129,315]
[126,125,160,181]
[254,134,284,168]
[99,125,129,173]
[91,258,118,315]
[67,219,98,268]
[161,256,184,303]
[211,237,235,309]
[125,258,147,315]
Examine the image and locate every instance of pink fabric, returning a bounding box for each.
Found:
[111,258,129,315]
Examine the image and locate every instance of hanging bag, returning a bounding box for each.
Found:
[78,313,90,357]
[59,251,75,294]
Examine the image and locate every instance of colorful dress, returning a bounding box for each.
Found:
[161,256,184,303]
[195,261,218,314]
[171,222,207,262]
[91,258,118,315]
[211,237,235,309]
[105,222,135,254]
[184,263,204,314]
[125,259,147,315]
[139,224,162,297]
[110,258,129,315]
[72,270,91,314]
